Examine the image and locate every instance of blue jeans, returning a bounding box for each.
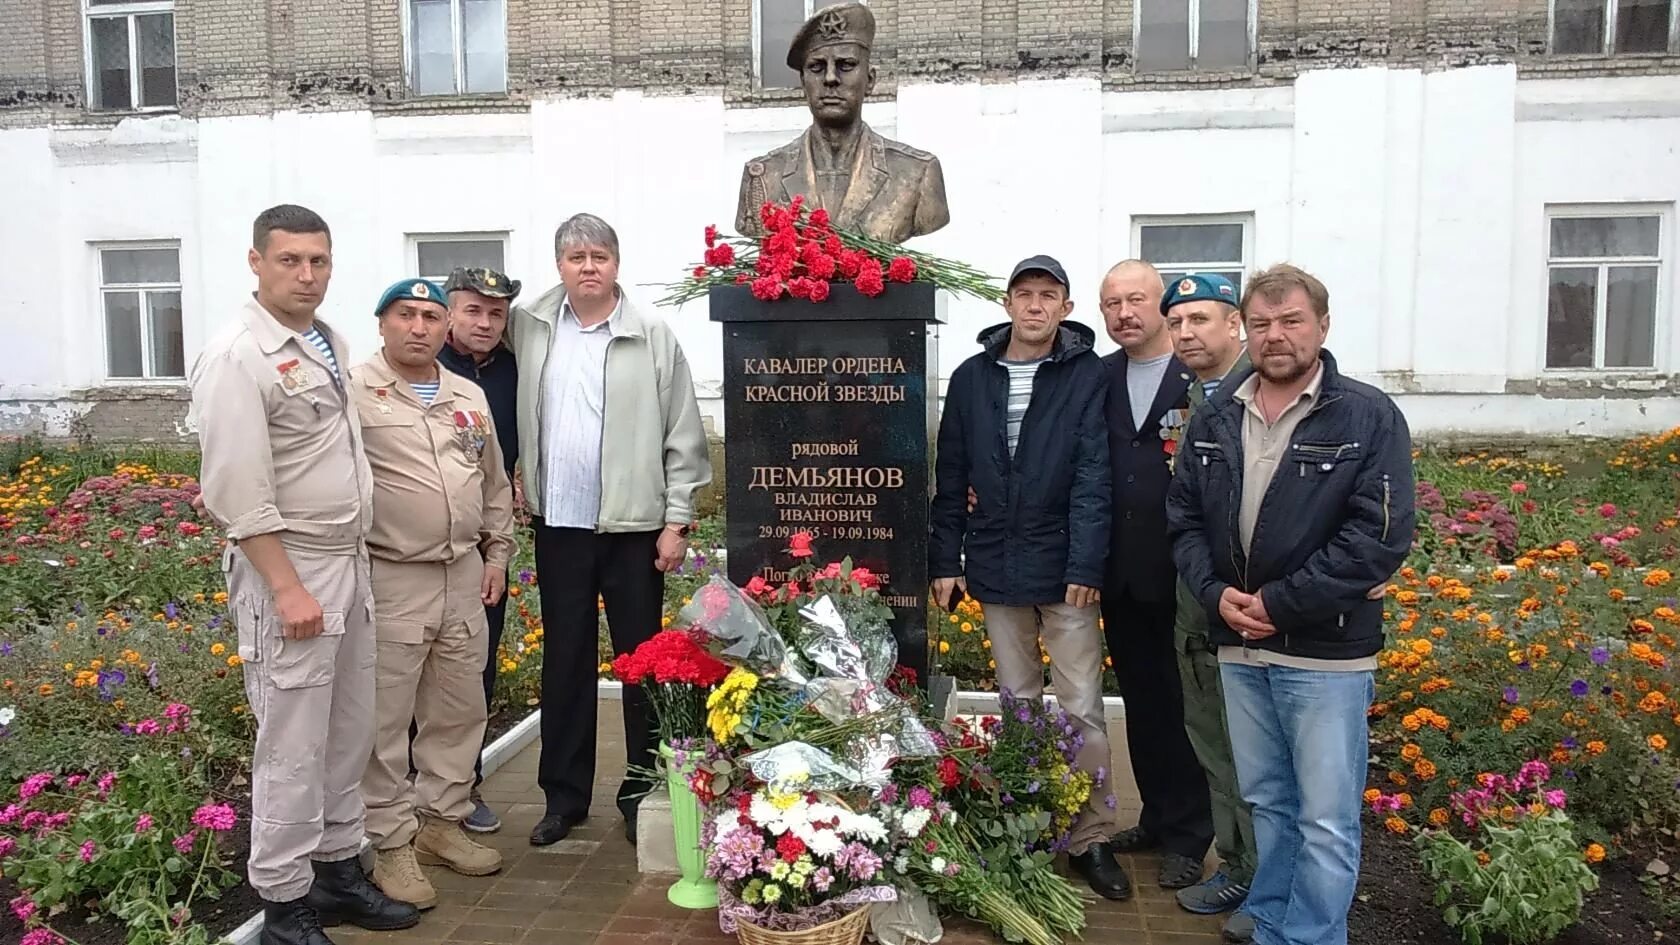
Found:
[1220,660,1374,945]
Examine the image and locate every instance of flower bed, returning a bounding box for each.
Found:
[4,428,1679,945]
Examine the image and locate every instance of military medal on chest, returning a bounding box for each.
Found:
[375,388,393,415]
[454,409,486,461]
[276,358,313,391]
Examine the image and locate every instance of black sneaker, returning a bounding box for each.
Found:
[1159,851,1204,889]
[1177,870,1250,914]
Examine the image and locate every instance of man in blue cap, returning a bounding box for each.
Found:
[437,266,522,834]
[353,277,515,911]
[1160,273,1258,932]
[929,254,1129,900]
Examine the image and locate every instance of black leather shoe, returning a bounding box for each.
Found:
[530,813,583,846]
[1160,852,1205,889]
[260,897,336,945]
[304,855,421,931]
[1069,841,1133,901]
[1110,824,1159,853]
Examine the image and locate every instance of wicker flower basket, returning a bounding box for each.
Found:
[734,904,871,945]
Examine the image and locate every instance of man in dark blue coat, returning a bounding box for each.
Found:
[1168,263,1416,945]
[1097,261,1216,891]
[929,255,1130,900]
[436,266,521,834]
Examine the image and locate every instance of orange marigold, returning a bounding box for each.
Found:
[1414,759,1438,780]
[1650,734,1670,752]
[1585,843,1606,864]
[1401,744,1423,762]
[1384,816,1407,835]
[1428,807,1450,827]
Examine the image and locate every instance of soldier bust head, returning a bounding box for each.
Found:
[733,2,949,245]
[788,3,876,131]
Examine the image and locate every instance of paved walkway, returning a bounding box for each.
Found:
[328,701,1225,945]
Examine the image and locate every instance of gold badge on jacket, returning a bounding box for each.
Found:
[277,358,313,391]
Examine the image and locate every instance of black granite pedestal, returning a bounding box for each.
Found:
[708,282,943,684]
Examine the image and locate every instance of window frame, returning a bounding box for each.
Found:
[753,0,865,91]
[1542,205,1669,374]
[406,231,512,285]
[94,240,185,383]
[81,0,178,113]
[401,0,509,97]
[1131,0,1259,74]
[1547,0,1680,55]
[1129,212,1256,294]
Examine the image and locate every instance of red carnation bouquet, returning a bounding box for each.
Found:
[656,196,1003,307]
[612,629,732,747]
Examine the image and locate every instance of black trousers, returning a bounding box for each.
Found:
[473,568,509,788]
[533,522,662,822]
[1102,588,1215,861]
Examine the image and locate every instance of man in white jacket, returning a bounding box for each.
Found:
[506,212,713,848]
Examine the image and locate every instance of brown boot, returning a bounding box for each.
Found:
[416,814,503,876]
[369,845,436,910]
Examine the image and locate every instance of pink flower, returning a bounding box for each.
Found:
[191,803,238,833]
[21,929,64,945]
[10,894,36,923]
[135,719,161,735]
[1543,790,1567,808]
[137,525,158,540]
[65,774,85,789]
[18,772,53,801]
[79,840,96,863]
[19,811,45,831]
[1510,481,1528,494]
[41,812,70,833]
[164,703,191,720]
[1599,503,1618,518]
[96,772,115,797]
[0,803,20,825]
[172,831,198,854]
[135,813,154,833]
[0,836,15,858]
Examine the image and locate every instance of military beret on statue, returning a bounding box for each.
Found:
[444,266,522,302]
[373,277,448,317]
[787,2,876,69]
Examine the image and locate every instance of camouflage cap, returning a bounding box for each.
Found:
[444,266,522,302]
[787,2,875,70]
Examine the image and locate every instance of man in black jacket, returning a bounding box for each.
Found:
[929,255,1129,900]
[437,266,521,834]
[1167,264,1416,945]
[1097,260,1215,891]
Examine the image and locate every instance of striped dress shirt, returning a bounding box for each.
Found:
[540,299,619,529]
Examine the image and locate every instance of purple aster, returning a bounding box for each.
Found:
[1590,646,1609,665]
[1601,685,1613,696]
[1562,736,1578,749]
[164,602,178,620]
[1026,780,1041,794]
[519,568,533,584]
[0,641,11,657]
[709,826,763,881]
[1570,679,1589,697]
[1503,686,1520,704]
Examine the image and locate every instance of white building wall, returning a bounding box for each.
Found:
[3,65,1678,438]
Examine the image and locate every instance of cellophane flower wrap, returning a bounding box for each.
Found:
[706,781,897,934]
[609,629,731,748]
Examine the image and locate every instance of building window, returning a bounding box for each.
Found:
[99,244,184,380]
[1545,210,1664,371]
[1133,215,1253,296]
[1135,0,1255,72]
[84,0,177,111]
[407,0,507,96]
[1551,0,1680,54]
[409,233,509,285]
[756,0,856,90]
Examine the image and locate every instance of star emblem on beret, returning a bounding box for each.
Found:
[1178,277,1196,294]
[412,282,430,298]
[816,9,848,40]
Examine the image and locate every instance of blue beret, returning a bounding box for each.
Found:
[1161,273,1239,316]
[374,277,448,316]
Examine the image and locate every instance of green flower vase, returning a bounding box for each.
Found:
[660,741,718,909]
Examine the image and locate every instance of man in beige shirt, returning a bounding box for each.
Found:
[190,205,420,945]
[350,278,515,910]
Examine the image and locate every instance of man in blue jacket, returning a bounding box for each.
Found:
[1167,263,1416,945]
[929,255,1128,900]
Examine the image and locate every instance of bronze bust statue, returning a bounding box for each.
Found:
[734,2,950,244]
